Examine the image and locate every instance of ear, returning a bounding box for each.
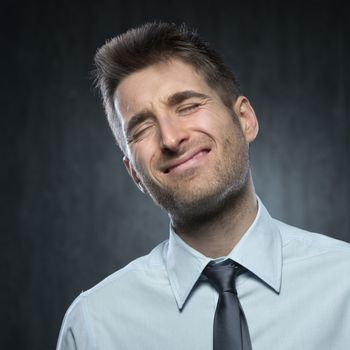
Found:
[123,156,147,194]
[233,96,259,143]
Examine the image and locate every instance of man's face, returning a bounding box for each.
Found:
[114,59,257,223]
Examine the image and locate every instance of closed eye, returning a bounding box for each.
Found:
[177,103,202,114]
[127,124,154,143]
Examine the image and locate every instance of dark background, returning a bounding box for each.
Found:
[2,0,349,348]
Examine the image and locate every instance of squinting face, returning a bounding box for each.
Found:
[114,59,257,223]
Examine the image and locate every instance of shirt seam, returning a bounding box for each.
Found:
[81,294,97,349]
[283,249,350,265]
[84,265,166,296]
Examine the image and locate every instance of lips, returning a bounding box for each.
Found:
[162,148,211,174]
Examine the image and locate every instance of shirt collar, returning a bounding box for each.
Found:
[165,197,283,310]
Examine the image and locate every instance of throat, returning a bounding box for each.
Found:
[171,178,257,258]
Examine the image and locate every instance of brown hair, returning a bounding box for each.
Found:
[94,22,242,153]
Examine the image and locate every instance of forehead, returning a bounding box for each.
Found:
[114,59,217,120]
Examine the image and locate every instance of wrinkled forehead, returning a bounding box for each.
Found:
[113,59,218,122]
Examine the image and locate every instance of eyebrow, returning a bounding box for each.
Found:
[166,90,210,107]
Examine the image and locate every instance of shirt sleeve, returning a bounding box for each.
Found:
[56,294,95,350]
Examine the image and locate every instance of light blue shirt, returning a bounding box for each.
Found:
[57,199,350,349]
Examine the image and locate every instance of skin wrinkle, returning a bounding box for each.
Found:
[125,91,212,145]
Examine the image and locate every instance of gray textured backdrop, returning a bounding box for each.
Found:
[2,0,349,349]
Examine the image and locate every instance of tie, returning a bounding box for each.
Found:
[203,259,252,350]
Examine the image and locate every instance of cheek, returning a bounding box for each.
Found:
[130,146,157,177]
[189,109,222,133]
[129,147,147,171]
[194,111,235,140]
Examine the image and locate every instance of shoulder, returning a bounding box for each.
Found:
[274,218,350,264]
[57,240,169,349]
[83,239,168,300]
[272,220,350,311]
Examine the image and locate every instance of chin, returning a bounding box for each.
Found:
[157,180,245,222]
[143,157,250,221]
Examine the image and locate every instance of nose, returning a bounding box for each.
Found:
[158,117,189,152]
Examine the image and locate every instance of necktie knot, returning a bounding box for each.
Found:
[203,259,241,294]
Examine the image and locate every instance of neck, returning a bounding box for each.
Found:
[171,177,257,258]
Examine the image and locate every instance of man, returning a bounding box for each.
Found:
[57,22,350,349]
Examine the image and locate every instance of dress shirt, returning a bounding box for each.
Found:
[57,199,350,350]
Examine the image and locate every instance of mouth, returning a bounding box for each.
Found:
[162,148,211,174]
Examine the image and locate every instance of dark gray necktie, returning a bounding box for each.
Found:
[203,259,252,350]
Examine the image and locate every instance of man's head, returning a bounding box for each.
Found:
[94,22,242,153]
[94,22,258,226]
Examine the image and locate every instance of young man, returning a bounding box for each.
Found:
[57,22,350,350]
